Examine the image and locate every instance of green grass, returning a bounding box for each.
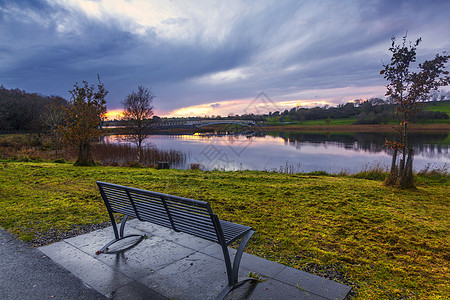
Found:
[266,117,357,126]
[0,161,449,299]
[420,118,450,124]
[300,118,356,126]
[424,101,450,114]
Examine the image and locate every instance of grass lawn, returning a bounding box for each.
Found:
[299,118,356,126]
[266,117,357,126]
[424,101,450,114]
[0,161,449,299]
[421,118,450,125]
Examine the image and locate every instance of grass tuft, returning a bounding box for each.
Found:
[351,164,388,181]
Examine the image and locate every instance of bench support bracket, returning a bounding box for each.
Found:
[96,215,143,254]
[217,229,258,300]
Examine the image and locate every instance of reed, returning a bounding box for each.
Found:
[0,134,185,168]
[92,143,185,167]
[351,163,388,180]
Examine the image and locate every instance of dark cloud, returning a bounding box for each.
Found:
[0,0,448,114]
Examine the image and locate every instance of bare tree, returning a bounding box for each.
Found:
[381,35,450,188]
[121,86,155,162]
[40,96,67,157]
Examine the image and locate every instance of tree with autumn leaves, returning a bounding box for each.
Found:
[381,35,450,188]
[60,77,108,166]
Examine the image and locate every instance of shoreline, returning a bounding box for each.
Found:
[256,123,450,132]
[147,123,450,134]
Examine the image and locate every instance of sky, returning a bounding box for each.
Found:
[1,0,449,118]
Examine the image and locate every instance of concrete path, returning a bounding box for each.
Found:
[0,229,105,300]
[37,219,351,299]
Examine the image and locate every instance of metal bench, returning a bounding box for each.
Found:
[96,181,256,299]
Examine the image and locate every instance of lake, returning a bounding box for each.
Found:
[102,131,449,174]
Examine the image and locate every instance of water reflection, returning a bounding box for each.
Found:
[102,131,449,173]
[275,132,449,159]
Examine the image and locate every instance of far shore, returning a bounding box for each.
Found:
[148,123,450,134]
[256,123,450,132]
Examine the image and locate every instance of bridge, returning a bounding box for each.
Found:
[154,119,257,128]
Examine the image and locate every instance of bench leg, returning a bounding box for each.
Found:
[96,215,144,254]
[217,230,258,300]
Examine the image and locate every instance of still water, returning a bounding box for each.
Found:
[103,131,449,174]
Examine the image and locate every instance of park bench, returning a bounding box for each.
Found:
[96,181,256,299]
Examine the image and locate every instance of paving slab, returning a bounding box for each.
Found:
[274,267,352,300]
[39,241,134,295]
[140,251,251,300]
[63,226,144,254]
[38,223,352,299]
[108,281,167,300]
[227,280,328,300]
[200,243,287,278]
[64,227,197,280]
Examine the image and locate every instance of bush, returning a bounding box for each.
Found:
[189,163,202,170]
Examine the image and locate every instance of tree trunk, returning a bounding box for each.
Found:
[137,139,143,164]
[398,148,415,188]
[75,143,95,166]
[399,122,407,174]
[385,148,398,186]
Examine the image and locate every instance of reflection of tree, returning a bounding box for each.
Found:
[413,144,449,159]
[273,132,449,158]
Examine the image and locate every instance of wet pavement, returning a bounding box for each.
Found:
[37,219,352,299]
[0,229,105,300]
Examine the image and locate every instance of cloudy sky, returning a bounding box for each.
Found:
[1,0,449,117]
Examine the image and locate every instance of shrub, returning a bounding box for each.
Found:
[189,163,202,170]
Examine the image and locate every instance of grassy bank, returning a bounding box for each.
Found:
[0,162,448,299]
[258,123,450,132]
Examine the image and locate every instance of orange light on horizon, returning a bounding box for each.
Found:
[165,99,330,117]
[105,109,123,120]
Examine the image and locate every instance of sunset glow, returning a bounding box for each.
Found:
[105,109,123,120]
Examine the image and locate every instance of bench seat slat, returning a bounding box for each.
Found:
[221,222,250,233]
[166,209,213,223]
[103,194,132,204]
[108,199,132,207]
[122,186,210,207]
[138,200,210,217]
[171,218,216,234]
[140,216,172,228]
[170,223,219,242]
[135,206,168,216]
[133,202,168,214]
[110,206,136,217]
[165,200,210,212]
[171,217,216,231]
[134,211,172,225]
[129,195,214,217]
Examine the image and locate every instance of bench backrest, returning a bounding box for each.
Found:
[97,181,222,243]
